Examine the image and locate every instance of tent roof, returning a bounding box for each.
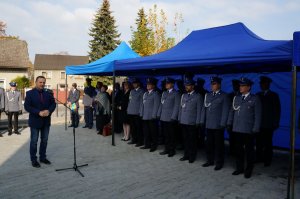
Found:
[65,41,140,75]
[115,23,293,75]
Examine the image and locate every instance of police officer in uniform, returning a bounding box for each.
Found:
[227,79,240,155]
[67,83,80,128]
[140,77,161,152]
[157,77,180,157]
[127,78,144,146]
[201,77,230,170]
[178,78,203,163]
[5,82,22,135]
[82,78,96,129]
[227,77,261,178]
[256,76,281,167]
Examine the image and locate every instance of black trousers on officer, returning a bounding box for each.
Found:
[84,106,93,128]
[8,112,19,133]
[143,120,157,149]
[70,110,79,128]
[182,124,197,161]
[206,128,224,166]
[161,121,176,153]
[256,128,274,165]
[129,114,143,145]
[234,132,255,172]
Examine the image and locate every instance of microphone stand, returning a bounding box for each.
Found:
[54,97,88,177]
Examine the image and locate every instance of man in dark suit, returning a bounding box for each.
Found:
[24,76,56,168]
[67,83,80,128]
[256,76,281,167]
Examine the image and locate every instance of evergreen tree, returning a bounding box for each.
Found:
[88,0,121,62]
[129,8,155,56]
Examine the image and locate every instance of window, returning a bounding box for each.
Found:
[61,71,66,79]
[59,84,66,88]
[42,71,52,79]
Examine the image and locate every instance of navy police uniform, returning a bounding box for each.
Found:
[127,78,145,146]
[157,77,180,156]
[227,78,261,178]
[140,77,161,151]
[201,77,230,169]
[178,79,203,163]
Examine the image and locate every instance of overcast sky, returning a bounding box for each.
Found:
[1,0,299,62]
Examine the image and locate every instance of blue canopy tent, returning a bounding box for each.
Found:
[64,41,140,145]
[115,23,299,198]
[65,41,140,75]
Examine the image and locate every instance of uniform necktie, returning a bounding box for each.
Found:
[213,92,216,96]
[242,95,245,100]
[13,91,15,94]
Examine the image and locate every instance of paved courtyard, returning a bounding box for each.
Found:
[0,117,299,199]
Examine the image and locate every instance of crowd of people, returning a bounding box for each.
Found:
[73,75,281,179]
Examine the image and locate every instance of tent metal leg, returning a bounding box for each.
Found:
[112,71,116,146]
[287,65,297,199]
[65,75,68,131]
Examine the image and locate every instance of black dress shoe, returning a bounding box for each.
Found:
[40,159,51,165]
[150,148,157,152]
[8,132,12,136]
[168,151,175,157]
[135,143,143,147]
[68,125,73,127]
[15,132,21,135]
[140,146,150,149]
[82,125,88,128]
[97,131,102,135]
[179,156,189,161]
[32,161,41,168]
[0,134,3,137]
[159,151,169,155]
[244,170,253,178]
[214,165,223,171]
[232,170,244,175]
[202,162,214,167]
[189,159,195,163]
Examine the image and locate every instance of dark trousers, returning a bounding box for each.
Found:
[235,132,255,172]
[162,121,176,153]
[227,128,236,156]
[182,124,198,161]
[143,120,158,149]
[84,106,93,128]
[206,129,225,166]
[96,114,110,133]
[175,123,184,148]
[8,112,19,133]
[70,110,79,127]
[114,109,123,133]
[256,128,274,164]
[30,126,50,162]
[198,125,206,148]
[129,115,143,144]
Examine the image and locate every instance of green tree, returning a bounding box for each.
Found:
[129,8,155,56]
[88,0,121,85]
[88,0,121,61]
[11,76,30,89]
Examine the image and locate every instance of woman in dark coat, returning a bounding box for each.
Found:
[119,82,131,141]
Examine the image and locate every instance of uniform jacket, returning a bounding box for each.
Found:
[178,91,203,125]
[257,90,281,129]
[157,89,180,122]
[227,93,262,134]
[24,88,56,128]
[127,88,144,115]
[5,90,22,112]
[140,90,161,120]
[0,88,4,110]
[200,91,230,129]
[83,86,96,106]
[67,89,80,108]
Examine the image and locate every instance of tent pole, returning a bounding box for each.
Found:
[65,75,68,131]
[287,65,297,199]
[112,71,116,146]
